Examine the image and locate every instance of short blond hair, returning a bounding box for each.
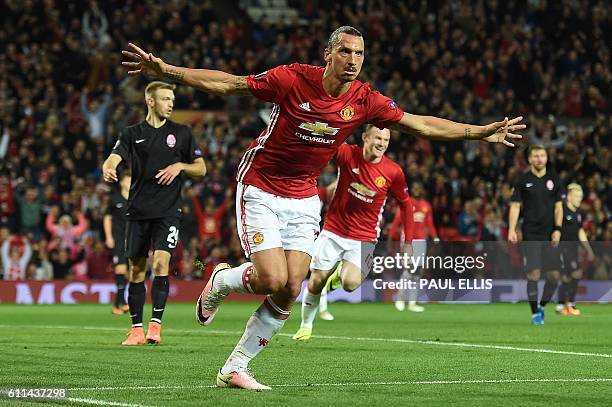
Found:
[567,183,583,194]
[144,81,176,100]
[364,124,380,133]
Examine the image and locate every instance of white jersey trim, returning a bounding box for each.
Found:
[237,104,280,182]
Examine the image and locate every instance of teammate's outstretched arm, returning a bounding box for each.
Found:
[122,43,251,96]
[390,113,525,147]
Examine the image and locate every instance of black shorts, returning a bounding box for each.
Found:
[125,216,181,259]
[521,240,562,272]
[561,244,580,272]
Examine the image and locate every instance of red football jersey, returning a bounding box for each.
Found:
[323,144,413,242]
[241,63,404,198]
[390,197,438,241]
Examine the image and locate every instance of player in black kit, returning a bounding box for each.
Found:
[556,183,594,316]
[104,166,131,315]
[508,145,563,326]
[102,81,206,345]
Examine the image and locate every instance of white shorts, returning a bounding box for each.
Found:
[235,182,321,257]
[310,230,376,276]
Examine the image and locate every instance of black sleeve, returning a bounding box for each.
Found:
[510,175,523,203]
[112,128,131,162]
[184,126,203,163]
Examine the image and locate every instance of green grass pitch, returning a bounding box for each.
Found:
[1,302,611,406]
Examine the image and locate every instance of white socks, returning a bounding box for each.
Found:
[221,296,289,375]
[300,288,321,329]
[319,287,328,313]
[214,262,254,293]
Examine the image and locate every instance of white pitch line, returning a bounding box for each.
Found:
[291,332,612,359]
[68,377,612,391]
[2,324,612,359]
[273,378,612,388]
[64,397,153,407]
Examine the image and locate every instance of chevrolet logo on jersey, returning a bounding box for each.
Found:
[298,121,339,136]
[350,182,376,197]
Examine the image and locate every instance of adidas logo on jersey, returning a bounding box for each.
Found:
[299,102,311,111]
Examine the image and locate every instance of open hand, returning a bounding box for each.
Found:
[482,116,525,147]
[121,43,165,78]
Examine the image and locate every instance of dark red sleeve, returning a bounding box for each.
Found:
[334,143,353,166]
[389,208,403,241]
[388,168,414,243]
[366,90,404,129]
[247,64,297,103]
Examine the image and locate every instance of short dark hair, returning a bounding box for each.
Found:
[528,144,547,156]
[327,26,363,51]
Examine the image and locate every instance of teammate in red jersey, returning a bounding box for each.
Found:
[390,181,439,312]
[122,26,524,390]
[293,124,414,340]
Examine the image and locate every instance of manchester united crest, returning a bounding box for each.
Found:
[253,232,264,245]
[339,105,355,121]
[375,176,387,188]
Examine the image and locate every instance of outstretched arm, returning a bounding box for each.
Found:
[122,43,251,96]
[390,114,525,147]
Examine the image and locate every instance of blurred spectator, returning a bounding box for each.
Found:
[458,200,480,238]
[15,185,44,240]
[192,189,232,242]
[46,208,88,257]
[50,248,85,280]
[86,240,112,280]
[81,86,112,141]
[27,239,54,281]
[2,237,32,281]
[0,174,16,231]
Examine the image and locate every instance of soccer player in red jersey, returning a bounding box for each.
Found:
[390,181,439,312]
[293,124,414,341]
[122,26,524,389]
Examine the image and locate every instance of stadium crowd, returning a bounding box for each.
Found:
[0,0,610,281]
